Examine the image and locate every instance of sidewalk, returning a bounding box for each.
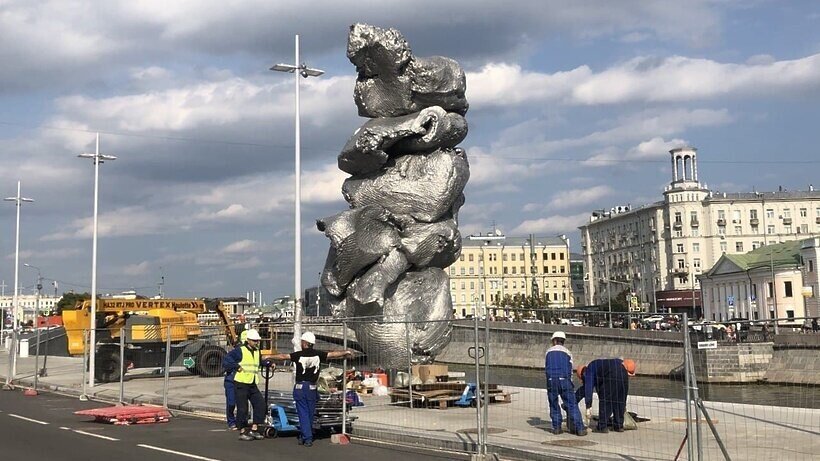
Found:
[1,352,818,460]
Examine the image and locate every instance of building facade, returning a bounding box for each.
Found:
[700,239,818,322]
[580,146,820,316]
[448,232,572,318]
[0,294,61,323]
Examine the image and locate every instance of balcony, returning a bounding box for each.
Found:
[750,218,759,226]
[717,218,726,227]
[783,217,793,225]
[816,217,820,224]
[672,267,689,275]
[690,219,699,228]
[673,221,683,230]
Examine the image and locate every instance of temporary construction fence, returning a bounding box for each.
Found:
[3,314,819,460]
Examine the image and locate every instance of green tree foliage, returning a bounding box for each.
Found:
[55,292,91,315]
[609,288,630,313]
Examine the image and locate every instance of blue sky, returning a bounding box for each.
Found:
[0,1,819,300]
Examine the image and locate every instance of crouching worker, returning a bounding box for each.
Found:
[576,358,636,433]
[222,329,266,441]
[267,332,353,447]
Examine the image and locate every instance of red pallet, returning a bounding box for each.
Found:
[74,405,171,425]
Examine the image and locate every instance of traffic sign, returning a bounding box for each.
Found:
[727,295,735,306]
[697,340,717,350]
[182,356,195,368]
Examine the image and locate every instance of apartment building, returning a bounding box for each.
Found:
[580,146,820,317]
[448,232,572,318]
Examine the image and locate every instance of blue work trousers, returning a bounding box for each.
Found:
[224,379,236,427]
[596,369,628,430]
[547,377,585,433]
[294,382,319,443]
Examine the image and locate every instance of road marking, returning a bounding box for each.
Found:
[8,414,49,425]
[137,444,221,461]
[60,426,70,430]
[73,429,119,441]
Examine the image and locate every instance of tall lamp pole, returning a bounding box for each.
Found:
[3,181,34,389]
[270,34,323,351]
[23,264,42,390]
[78,133,116,388]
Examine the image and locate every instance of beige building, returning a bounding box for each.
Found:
[0,294,61,323]
[580,146,820,316]
[700,238,819,322]
[448,232,572,318]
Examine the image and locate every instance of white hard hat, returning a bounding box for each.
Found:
[300,332,316,344]
[245,329,261,341]
[551,331,566,340]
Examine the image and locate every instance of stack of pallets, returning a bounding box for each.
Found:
[389,383,511,410]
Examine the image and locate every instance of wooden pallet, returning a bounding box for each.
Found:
[389,384,511,409]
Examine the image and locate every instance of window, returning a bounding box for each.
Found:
[449,267,455,275]
[469,267,474,275]
[786,310,795,319]
[460,294,466,303]
[800,208,807,217]
[520,253,525,261]
[559,253,565,260]
[784,281,793,298]
[810,259,815,273]
[503,267,508,274]
[543,266,548,273]
[552,266,557,273]
[692,228,699,237]
[693,243,700,253]
[551,253,557,260]
[675,230,683,237]
[785,224,792,234]
[690,211,698,222]
[766,209,774,218]
[801,224,809,234]
[459,255,464,261]
[553,280,558,288]
[512,281,517,289]
[460,267,466,275]
[718,227,726,236]
[720,241,727,253]
[733,210,741,222]
[767,282,773,297]
[469,281,474,290]
[677,259,685,269]
[674,212,682,223]
[734,226,742,235]
[752,225,759,235]
[750,209,758,220]
[817,207,820,217]
[676,243,684,252]
[718,210,726,219]
[783,208,791,218]
[694,258,701,269]
[735,242,744,252]
[511,253,516,261]
[767,225,775,234]
[512,267,517,274]
[752,241,761,250]
[560,266,566,273]
[503,254,508,261]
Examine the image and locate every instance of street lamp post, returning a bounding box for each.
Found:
[78,133,116,388]
[270,34,323,351]
[3,181,34,390]
[23,264,42,391]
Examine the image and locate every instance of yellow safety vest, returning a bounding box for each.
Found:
[234,346,260,384]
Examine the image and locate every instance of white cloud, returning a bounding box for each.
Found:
[220,239,260,254]
[468,53,820,109]
[511,213,590,235]
[123,261,151,276]
[547,186,614,210]
[7,248,83,261]
[227,256,263,270]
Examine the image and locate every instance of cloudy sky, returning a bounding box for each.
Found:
[1,1,819,300]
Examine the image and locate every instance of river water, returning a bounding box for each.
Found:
[447,364,820,409]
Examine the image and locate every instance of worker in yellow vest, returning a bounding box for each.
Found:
[223,329,266,441]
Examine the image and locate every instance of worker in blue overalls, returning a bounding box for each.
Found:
[575,358,636,433]
[223,329,249,430]
[545,331,587,436]
[268,331,353,447]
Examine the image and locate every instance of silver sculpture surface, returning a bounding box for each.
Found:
[318,23,469,367]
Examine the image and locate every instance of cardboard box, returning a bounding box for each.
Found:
[412,364,449,383]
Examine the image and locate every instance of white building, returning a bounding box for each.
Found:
[700,238,819,322]
[580,146,820,316]
[0,294,62,323]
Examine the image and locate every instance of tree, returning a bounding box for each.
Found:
[55,292,92,315]
[609,289,630,313]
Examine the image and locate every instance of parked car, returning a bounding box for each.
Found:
[559,318,583,327]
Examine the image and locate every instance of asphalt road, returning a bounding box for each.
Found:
[0,390,464,461]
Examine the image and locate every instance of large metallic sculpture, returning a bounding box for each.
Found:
[318,23,469,367]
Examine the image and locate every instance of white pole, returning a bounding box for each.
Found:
[10,181,22,380]
[293,34,303,352]
[89,133,100,388]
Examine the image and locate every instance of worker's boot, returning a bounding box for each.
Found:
[238,431,255,441]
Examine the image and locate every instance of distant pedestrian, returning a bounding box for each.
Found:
[576,358,636,433]
[268,332,353,447]
[544,331,587,436]
[812,318,819,333]
[222,329,266,441]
